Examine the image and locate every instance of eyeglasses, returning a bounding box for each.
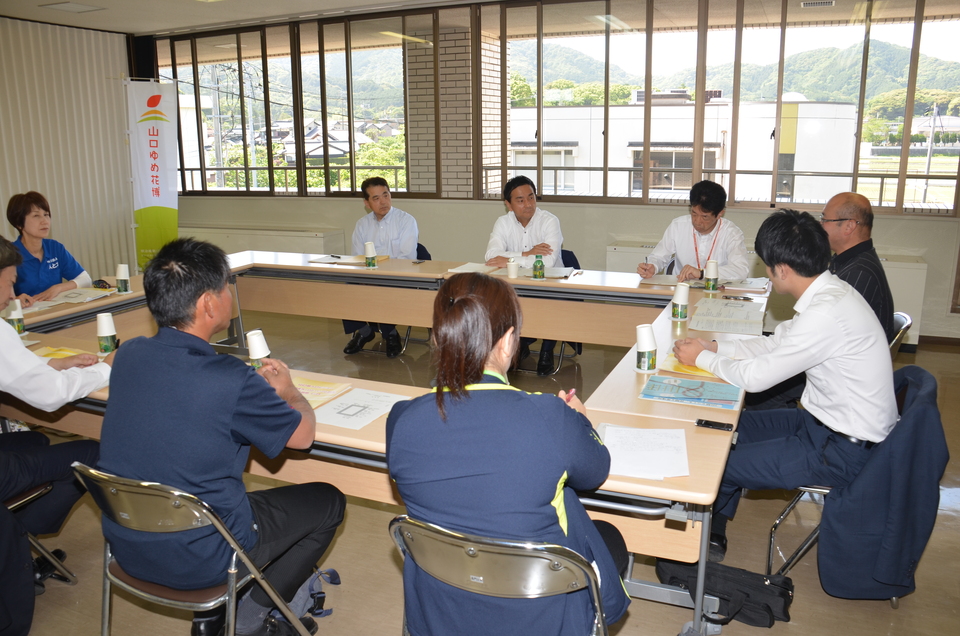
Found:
[819,214,859,225]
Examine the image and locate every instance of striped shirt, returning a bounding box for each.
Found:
[829,239,895,343]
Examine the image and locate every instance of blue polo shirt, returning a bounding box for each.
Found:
[13,237,85,297]
[98,327,302,589]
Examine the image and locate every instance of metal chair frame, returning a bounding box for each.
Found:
[5,482,78,585]
[389,515,607,636]
[72,462,312,636]
[766,485,831,577]
[889,312,912,360]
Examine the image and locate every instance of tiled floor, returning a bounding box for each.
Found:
[27,313,960,636]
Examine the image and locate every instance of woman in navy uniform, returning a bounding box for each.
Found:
[386,272,630,636]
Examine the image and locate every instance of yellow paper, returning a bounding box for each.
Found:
[659,353,717,378]
[32,346,92,359]
[293,378,352,410]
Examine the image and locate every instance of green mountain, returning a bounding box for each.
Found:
[652,39,960,104]
[508,39,644,86]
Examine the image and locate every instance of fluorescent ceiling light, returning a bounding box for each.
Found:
[588,14,633,31]
[380,31,432,46]
[40,2,104,13]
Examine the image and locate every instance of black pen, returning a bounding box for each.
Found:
[722,295,753,301]
[330,255,341,259]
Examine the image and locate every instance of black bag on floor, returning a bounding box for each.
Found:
[656,559,794,628]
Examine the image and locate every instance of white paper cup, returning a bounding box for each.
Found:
[636,324,657,373]
[671,282,690,321]
[116,264,131,293]
[364,242,377,268]
[704,259,719,291]
[246,329,271,362]
[97,313,116,337]
[8,299,23,319]
[507,262,520,278]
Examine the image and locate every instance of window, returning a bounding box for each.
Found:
[156,0,958,212]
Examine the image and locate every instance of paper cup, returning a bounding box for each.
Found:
[97,313,116,337]
[636,324,657,373]
[116,264,131,294]
[704,259,719,291]
[246,329,271,367]
[671,282,690,321]
[364,242,377,268]
[8,299,23,319]
[507,262,520,279]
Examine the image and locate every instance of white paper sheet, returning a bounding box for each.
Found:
[602,426,689,480]
[447,263,496,274]
[313,388,411,430]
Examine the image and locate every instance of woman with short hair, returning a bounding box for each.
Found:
[386,272,630,636]
[6,191,91,307]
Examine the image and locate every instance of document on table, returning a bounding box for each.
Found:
[293,378,352,410]
[21,299,67,314]
[690,297,764,335]
[492,266,575,279]
[54,288,117,304]
[309,255,388,265]
[448,263,496,274]
[639,274,681,286]
[313,388,411,430]
[32,346,91,359]
[602,425,689,480]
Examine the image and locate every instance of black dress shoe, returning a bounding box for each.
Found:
[385,332,403,358]
[191,606,226,636]
[343,331,375,355]
[536,349,555,376]
[241,615,318,636]
[518,341,531,362]
[35,550,69,584]
[708,532,727,563]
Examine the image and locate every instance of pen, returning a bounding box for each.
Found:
[564,388,576,403]
[330,255,341,259]
[722,295,753,301]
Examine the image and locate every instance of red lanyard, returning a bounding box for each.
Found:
[693,219,722,270]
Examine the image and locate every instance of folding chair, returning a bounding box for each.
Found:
[389,515,607,636]
[4,482,78,586]
[72,462,312,636]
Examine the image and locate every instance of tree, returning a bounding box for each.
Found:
[866,88,960,120]
[354,133,407,191]
[510,71,536,107]
[861,118,890,144]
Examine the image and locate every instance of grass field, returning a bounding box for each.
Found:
[857,155,958,207]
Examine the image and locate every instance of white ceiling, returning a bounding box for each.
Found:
[0,0,471,36]
[2,0,955,38]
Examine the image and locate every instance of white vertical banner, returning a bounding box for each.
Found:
[126,80,179,269]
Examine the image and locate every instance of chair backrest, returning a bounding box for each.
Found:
[5,482,52,511]
[416,243,431,261]
[390,515,606,633]
[560,249,580,270]
[889,312,912,359]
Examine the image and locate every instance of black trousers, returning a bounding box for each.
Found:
[0,432,99,636]
[243,482,346,605]
[342,320,397,336]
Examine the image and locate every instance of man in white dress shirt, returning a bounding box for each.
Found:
[343,177,419,358]
[1,236,113,634]
[673,209,897,562]
[637,181,749,283]
[484,176,564,375]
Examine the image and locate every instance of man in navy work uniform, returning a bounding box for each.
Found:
[674,209,897,561]
[98,238,345,636]
[342,176,419,358]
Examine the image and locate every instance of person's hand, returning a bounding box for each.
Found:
[522,243,553,257]
[673,338,716,366]
[636,263,656,278]
[558,390,586,415]
[676,265,703,282]
[16,293,35,308]
[47,353,100,370]
[257,358,295,394]
[32,282,77,302]
[485,256,510,268]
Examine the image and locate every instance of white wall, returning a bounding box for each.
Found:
[0,17,135,279]
[179,196,960,339]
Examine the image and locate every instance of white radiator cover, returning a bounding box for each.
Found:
[179,227,345,256]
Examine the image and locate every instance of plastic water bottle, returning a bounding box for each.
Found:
[533,255,545,279]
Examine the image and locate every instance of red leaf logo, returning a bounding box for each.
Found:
[147,95,162,108]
